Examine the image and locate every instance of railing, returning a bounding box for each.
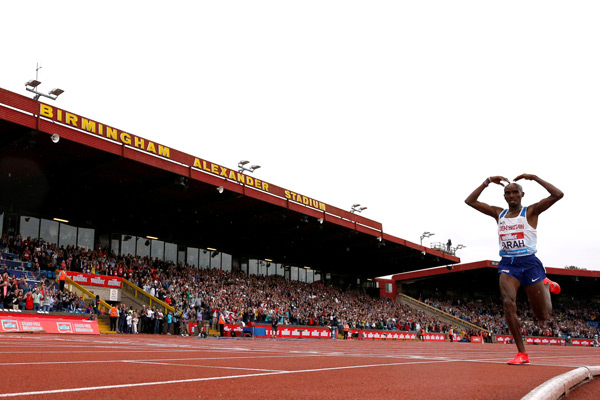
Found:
[397,293,485,332]
[121,278,177,315]
[64,276,112,313]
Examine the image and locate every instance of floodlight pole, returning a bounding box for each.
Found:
[420,231,434,246]
[25,63,64,101]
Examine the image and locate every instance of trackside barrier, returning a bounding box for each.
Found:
[522,365,600,400]
[216,324,458,341]
[496,335,578,346]
[0,311,100,335]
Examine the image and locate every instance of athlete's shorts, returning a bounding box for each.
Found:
[497,254,546,287]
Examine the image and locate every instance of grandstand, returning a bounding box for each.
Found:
[0,86,457,285]
[1,85,598,345]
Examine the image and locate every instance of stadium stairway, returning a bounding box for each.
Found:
[397,293,487,334]
[96,314,113,334]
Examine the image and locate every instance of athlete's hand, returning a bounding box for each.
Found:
[514,173,537,182]
[489,176,511,186]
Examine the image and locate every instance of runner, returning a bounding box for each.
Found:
[465,174,563,364]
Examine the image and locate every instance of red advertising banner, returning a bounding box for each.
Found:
[571,338,596,347]
[221,324,423,341]
[66,271,123,289]
[357,330,417,340]
[422,333,446,342]
[223,324,332,339]
[0,312,100,335]
[496,335,567,346]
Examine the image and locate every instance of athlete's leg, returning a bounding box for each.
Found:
[499,273,526,353]
[524,281,552,321]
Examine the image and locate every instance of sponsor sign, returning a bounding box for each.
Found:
[1,320,19,332]
[224,325,423,341]
[496,335,567,346]
[0,312,99,335]
[66,271,122,289]
[571,339,595,347]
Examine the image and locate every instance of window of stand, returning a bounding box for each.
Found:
[13,214,319,283]
[19,216,95,251]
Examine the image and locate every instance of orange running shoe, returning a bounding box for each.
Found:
[507,352,530,365]
[543,278,561,294]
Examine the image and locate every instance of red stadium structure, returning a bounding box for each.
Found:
[0,85,459,285]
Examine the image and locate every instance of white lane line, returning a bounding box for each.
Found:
[0,359,456,398]
[127,360,283,372]
[0,354,319,366]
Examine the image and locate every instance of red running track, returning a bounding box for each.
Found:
[0,333,598,399]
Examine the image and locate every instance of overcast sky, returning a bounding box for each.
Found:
[2,1,599,271]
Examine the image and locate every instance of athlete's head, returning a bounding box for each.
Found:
[504,182,524,207]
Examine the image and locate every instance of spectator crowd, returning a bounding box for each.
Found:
[2,233,599,341]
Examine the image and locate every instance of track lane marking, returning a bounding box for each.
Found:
[0,359,457,398]
[0,354,319,366]
[127,360,283,372]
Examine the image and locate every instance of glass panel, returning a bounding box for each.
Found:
[178,250,186,265]
[20,216,40,239]
[0,212,4,239]
[291,266,299,281]
[210,251,221,269]
[258,261,266,276]
[276,263,284,276]
[77,227,94,250]
[199,249,210,269]
[187,247,199,268]
[221,253,232,272]
[314,271,321,282]
[164,242,177,263]
[111,238,120,257]
[121,235,135,256]
[150,240,164,260]
[136,237,151,258]
[40,219,59,244]
[307,269,314,283]
[298,268,306,282]
[58,223,77,248]
[249,259,257,275]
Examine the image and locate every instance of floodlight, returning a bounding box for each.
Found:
[26,79,41,88]
[350,204,367,213]
[238,159,261,174]
[49,88,64,96]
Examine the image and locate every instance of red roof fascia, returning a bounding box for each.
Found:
[391,260,496,281]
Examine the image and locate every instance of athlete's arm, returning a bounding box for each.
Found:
[465,176,510,220]
[514,174,564,219]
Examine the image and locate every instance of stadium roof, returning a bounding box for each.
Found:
[0,87,459,279]
[382,261,600,300]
